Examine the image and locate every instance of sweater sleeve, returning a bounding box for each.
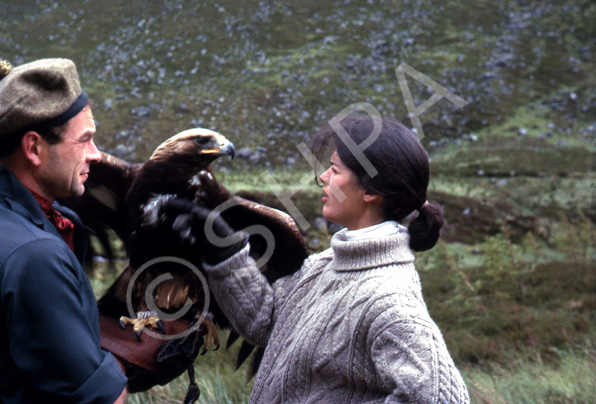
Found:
[203,242,314,347]
[1,239,127,403]
[203,243,274,346]
[370,318,469,404]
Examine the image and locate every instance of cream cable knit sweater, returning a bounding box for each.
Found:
[204,226,470,404]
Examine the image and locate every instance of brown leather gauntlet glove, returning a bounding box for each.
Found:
[99,316,203,403]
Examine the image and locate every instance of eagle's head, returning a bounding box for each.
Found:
[149,128,235,165]
[128,128,236,227]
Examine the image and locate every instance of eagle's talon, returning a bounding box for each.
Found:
[119,312,162,341]
[188,314,220,354]
[156,319,166,334]
[201,315,221,353]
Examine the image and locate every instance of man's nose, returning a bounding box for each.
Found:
[86,140,102,163]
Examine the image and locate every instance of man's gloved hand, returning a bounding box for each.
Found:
[150,197,248,265]
[100,316,202,397]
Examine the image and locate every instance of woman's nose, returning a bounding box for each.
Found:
[320,168,330,185]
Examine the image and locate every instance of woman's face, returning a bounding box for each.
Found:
[319,151,369,230]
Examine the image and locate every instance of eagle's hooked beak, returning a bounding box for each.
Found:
[219,140,235,160]
[199,132,236,159]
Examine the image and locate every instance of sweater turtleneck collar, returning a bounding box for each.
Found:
[343,220,405,241]
[330,222,415,272]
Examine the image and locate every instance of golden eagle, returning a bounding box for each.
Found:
[63,128,308,397]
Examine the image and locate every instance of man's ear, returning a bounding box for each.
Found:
[21,131,45,166]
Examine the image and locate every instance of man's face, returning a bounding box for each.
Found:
[38,105,101,200]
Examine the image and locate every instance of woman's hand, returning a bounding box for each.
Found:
[150,197,248,264]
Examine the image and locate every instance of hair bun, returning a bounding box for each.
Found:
[408,200,444,252]
[0,60,13,80]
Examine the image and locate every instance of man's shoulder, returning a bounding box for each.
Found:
[0,235,83,301]
[0,206,59,250]
[0,208,76,277]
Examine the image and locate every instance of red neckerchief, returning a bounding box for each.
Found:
[27,188,75,252]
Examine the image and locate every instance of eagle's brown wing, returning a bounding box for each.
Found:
[62,151,140,260]
[190,171,308,283]
[221,196,308,282]
[60,151,142,318]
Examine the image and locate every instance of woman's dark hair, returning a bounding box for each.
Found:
[312,113,443,251]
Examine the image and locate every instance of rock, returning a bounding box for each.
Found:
[328,223,343,233]
[314,217,327,231]
[536,132,552,139]
[113,144,132,157]
[236,147,254,159]
[130,105,151,117]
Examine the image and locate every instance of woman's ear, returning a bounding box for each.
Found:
[363,191,381,203]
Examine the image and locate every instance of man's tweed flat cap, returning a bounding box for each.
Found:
[0,58,88,142]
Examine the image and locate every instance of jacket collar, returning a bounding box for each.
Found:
[0,166,87,263]
[0,166,48,227]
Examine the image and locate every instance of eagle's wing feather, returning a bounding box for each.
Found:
[61,151,141,317]
[190,170,308,281]
[221,196,308,282]
[63,151,140,258]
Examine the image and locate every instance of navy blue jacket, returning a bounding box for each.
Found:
[0,166,127,403]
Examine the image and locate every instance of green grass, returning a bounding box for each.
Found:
[126,343,596,404]
[464,344,596,404]
[214,168,320,194]
[127,330,254,404]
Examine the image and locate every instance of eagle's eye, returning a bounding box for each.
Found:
[194,137,211,147]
